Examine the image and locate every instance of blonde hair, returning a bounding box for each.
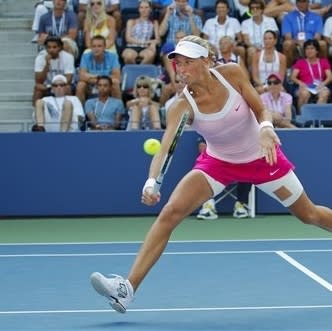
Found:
[86,0,108,31]
[133,75,154,98]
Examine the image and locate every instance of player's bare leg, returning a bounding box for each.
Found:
[128,170,213,291]
[288,191,332,232]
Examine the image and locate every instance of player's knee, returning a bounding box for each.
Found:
[160,201,187,227]
[296,208,319,225]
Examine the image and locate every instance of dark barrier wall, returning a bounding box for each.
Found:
[0,129,331,217]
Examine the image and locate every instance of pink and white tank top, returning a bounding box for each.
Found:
[183,68,261,163]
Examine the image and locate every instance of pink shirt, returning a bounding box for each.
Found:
[293,58,331,85]
[260,91,292,117]
[184,68,261,164]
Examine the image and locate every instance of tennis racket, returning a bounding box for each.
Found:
[153,111,189,194]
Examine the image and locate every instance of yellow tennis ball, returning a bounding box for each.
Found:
[143,138,161,156]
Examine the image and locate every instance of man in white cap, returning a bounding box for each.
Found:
[32,74,84,132]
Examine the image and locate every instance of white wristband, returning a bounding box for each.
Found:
[142,178,156,193]
[259,121,274,130]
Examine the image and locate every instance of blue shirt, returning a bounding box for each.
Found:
[85,97,125,126]
[281,10,323,40]
[38,9,78,36]
[80,51,120,76]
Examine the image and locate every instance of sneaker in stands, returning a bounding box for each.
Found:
[233,201,249,219]
[31,33,39,43]
[197,200,218,220]
[90,272,134,313]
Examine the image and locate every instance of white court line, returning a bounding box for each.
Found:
[0,238,331,246]
[1,305,332,315]
[1,249,332,258]
[276,251,332,292]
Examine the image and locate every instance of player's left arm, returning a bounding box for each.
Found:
[218,64,280,165]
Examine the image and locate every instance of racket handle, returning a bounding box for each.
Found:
[152,178,162,194]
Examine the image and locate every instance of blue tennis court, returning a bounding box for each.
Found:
[1,239,332,330]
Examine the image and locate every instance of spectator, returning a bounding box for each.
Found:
[78,0,121,32]
[83,0,117,54]
[37,0,79,59]
[126,75,161,130]
[260,72,296,128]
[33,36,75,106]
[290,39,332,113]
[32,0,77,42]
[121,0,160,65]
[32,74,84,132]
[241,0,279,68]
[264,0,295,23]
[217,36,249,79]
[282,0,326,68]
[76,35,121,104]
[196,136,253,220]
[159,0,203,60]
[84,76,125,130]
[164,74,186,114]
[202,0,245,64]
[323,16,332,60]
[251,30,287,94]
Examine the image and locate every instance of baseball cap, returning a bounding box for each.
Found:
[52,74,67,84]
[267,72,282,81]
[168,40,209,59]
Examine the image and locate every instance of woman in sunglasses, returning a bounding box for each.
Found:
[260,72,296,128]
[126,75,161,130]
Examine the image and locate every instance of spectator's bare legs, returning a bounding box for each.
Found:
[317,88,330,104]
[110,80,122,99]
[60,100,73,132]
[283,40,296,68]
[246,46,257,70]
[122,49,139,64]
[139,47,156,64]
[33,84,48,106]
[128,171,213,290]
[234,45,246,64]
[289,191,332,232]
[297,86,310,112]
[34,99,46,126]
[129,105,141,130]
[76,81,88,104]
[149,103,161,129]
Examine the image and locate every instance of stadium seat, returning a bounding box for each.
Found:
[296,104,332,127]
[121,64,161,95]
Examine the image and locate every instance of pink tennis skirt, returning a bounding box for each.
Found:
[193,146,295,186]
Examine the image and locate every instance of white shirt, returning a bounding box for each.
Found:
[323,16,332,39]
[202,16,241,49]
[241,16,279,48]
[34,50,75,85]
[42,96,84,132]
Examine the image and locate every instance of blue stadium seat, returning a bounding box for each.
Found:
[121,64,161,94]
[296,104,332,127]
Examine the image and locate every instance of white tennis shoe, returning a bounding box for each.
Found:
[90,272,134,313]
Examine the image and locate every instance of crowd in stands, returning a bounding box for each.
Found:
[30,0,332,133]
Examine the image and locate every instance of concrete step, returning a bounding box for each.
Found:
[0,54,34,67]
[0,30,34,42]
[0,0,34,18]
[0,42,38,55]
[0,80,34,94]
[0,108,33,120]
[0,93,32,102]
[0,68,33,80]
[0,18,32,29]
[0,121,33,132]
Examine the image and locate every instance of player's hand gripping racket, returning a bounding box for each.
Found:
[152,111,189,194]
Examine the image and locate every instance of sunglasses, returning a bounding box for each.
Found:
[91,1,102,6]
[52,83,66,87]
[136,84,149,88]
[267,80,281,86]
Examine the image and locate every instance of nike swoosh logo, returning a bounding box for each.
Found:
[235,105,240,111]
[270,169,280,176]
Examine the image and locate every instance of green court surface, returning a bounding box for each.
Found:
[0,215,330,243]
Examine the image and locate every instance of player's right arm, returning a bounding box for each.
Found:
[141,98,191,206]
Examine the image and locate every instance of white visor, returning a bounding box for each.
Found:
[168,40,209,59]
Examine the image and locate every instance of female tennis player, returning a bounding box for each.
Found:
[90,35,332,313]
